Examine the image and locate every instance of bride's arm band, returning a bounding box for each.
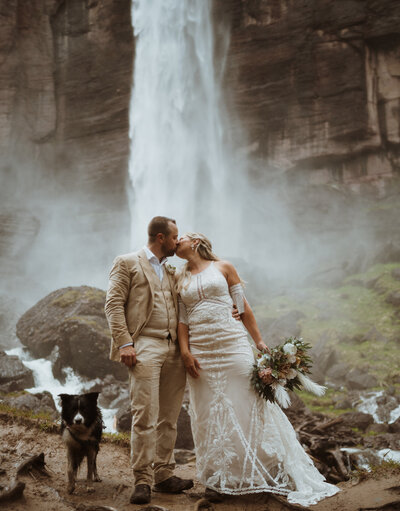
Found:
[229,283,245,314]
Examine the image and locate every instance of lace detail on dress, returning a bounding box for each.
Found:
[180,263,339,506]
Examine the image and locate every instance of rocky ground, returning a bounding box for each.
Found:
[1,261,399,510]
[0,416,399,511]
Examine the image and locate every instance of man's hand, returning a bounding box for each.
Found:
[232,305,241,321]
[181,351,201,378]
[119,345,137,367]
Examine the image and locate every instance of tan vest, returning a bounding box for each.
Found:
[141,268,177,341]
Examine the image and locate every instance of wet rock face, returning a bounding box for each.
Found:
[16,286,126,381]
[218,0,400,187]
[0,351,34,393]
[0,0,132,305]
[1,0,133,192]
[341,411,374,432]
[2,391,58,420]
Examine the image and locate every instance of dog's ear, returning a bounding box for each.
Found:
[85,392,99,403]
[58,393,72,404]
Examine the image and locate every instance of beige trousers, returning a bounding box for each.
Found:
[129,335,186,486]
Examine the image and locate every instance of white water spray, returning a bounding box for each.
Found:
[129,0,243,254]
[5,348,117,432]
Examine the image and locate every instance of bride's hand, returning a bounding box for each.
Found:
[257,342,270,353]
[181,351,201,378]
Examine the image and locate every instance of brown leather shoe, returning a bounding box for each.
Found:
[204,487,223,502]
[130,484,151,504]
[153,475,194,493]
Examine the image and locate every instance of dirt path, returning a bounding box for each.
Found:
[0,420,399,511]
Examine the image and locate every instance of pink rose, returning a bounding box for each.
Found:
[259,367,273,384]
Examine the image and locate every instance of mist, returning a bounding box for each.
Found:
[0,0,398,333]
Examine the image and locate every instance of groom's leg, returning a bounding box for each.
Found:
[153,339,186,484]
[129,336,167,486]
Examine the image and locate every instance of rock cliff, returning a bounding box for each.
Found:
[0,0,133,304]
[218,0,400,189]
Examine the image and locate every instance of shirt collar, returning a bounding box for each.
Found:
[143,245,167,266]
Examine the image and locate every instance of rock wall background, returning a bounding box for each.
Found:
[219,0,400,189]
[0,0,133,310]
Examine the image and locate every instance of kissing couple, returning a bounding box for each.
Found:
[105,216,339,506]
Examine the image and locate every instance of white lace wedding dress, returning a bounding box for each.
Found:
[178,262,339,507]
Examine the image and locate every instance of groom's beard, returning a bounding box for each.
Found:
[162,247,176,258]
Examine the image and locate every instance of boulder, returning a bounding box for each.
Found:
[3,391,58,419]
[374,242,400,265]
[391,268,400,281]
[361,327,388,344]
[174,449,195,465]
[326,362,350,383]
[341,411,374,432]
[16,286,126,382]
[115,402,195,450]
[385,291,400,307]
[310,337,340,384]
[115,403,131,433]
[86,374,129,409]
[261,310,305,347]
[345,368,378,390]
[175,406,194,450]
[366,423,389,435]
[389,418,400,434]
[0,350,34,393]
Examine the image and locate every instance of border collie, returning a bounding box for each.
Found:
[59,392,103,494]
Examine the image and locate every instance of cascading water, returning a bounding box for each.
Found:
[6,347,117,432]
[128,0,242,254]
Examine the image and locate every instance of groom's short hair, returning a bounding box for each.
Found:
[148,216,176,241]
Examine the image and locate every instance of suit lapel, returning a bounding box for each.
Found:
[165,269,178,313]
[137,249,157,294]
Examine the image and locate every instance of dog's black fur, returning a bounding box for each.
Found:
[59,392,103,494]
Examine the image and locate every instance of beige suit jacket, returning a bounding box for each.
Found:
[105,249,178,362]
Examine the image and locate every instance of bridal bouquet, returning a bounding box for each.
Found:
[251,337,326,408]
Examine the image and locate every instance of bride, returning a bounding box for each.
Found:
[175,232,339,507]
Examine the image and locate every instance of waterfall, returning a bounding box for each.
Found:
[128,0,306,280]
[128,0,242,255]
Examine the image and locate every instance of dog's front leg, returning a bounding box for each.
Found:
[86,448,96,493]
[67,454,76,494]
[93,451,101,482]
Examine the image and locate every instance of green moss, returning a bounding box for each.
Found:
[51,288,105,308]
[296,388,353,416]
[66,315,110,337]
[254,263,400,385]
[0,390,29,398]
[103,431,130,447]
[352,458,400,480]
[364,430,379,437]
[0,402,57,431]
[51,290,82,308]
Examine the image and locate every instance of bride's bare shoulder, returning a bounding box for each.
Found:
[215,260,239,279]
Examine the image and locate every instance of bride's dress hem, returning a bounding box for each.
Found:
[202,483,339,506]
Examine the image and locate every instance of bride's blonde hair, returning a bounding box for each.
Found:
[176,232,219,293]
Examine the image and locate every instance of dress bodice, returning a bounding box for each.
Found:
[179,262,233,313]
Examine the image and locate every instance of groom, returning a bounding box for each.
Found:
[105,216,192,505]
